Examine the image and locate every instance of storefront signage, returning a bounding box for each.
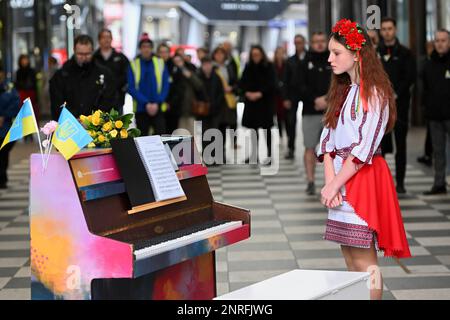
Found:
[185,0,289,21]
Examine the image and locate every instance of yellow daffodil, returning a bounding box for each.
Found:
[89,130,97,137]
[87,115,92,122]
[102,121,113,132]
[120,129,128,139]
[80,115,87,122]
[110,129,118,138]
[98,135,106,143]
[87,142,96,148]
[114,120,123,129]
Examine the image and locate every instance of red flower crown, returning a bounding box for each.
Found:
[332,19,367,51]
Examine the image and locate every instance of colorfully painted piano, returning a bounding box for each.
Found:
[30,136,250,300]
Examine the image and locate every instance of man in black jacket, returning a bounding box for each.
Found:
[283,34,308,160]
[93,28,129,114]
[378,17,416,194]
[422,29,450,195]
[50,35,117,120]
[300,32,332,195]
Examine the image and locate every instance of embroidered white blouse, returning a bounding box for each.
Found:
[316,84,389,226]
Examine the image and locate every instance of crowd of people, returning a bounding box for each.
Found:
[0,18,449,196]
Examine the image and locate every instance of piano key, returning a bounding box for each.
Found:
[133,220,232,250]
[134,220,242,260]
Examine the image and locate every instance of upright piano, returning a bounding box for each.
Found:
[30,136,250,300]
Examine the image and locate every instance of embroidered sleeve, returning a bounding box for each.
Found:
[316,127,336,163]
[350,95,389,165]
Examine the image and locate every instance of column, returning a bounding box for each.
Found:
[307,0,332,36]
[33,0,51,71]
[409,0,427,126]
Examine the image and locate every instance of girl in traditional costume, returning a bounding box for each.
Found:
[317,20,411,300]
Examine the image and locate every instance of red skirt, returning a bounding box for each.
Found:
[345,156,411,259]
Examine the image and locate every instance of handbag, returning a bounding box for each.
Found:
[216,70,237,109]
[192,99,210,117]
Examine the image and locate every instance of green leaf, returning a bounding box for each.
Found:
[128,128,141,138]
[121,113,134,123]
[110,108,119,119]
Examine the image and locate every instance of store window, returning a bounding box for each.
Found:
[395,0,409,45]
[426,0,438,41]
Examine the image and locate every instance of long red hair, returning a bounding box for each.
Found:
[324,29,396,132]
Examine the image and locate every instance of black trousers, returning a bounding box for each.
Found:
[135,112,166,136]
[424,121,433,158]
[248,128,272,161]
[200,116,221,164]
[429,120,450,187]
[285,102,299,152]
[382,119,408,186]
[0,138,15,185]
[277,114,286,138]
[165,113,180,135]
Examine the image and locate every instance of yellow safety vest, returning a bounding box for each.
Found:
[130,56,168,113]
[233,55,241,77]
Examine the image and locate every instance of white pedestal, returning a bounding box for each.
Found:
[215,270,370,300]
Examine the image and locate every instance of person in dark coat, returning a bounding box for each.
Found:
[93,28,130,114]
[15,54,38,140]
[157,43,174,74]
[196,57,227,165]
[240,45,276,165]
[212,46,239,157]
[299,31,332,196]
[273,47,287,140]
[50,35,117,120]
[417,41,436,167]
[422,29,450,195]
[165,54,202,135]
[283,34,308,159]
[221,41,241,149]
[378,17,416,194]
[0,65,20,189]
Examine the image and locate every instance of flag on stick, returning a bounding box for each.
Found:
[0,99,38,150]
[52,107,93,160]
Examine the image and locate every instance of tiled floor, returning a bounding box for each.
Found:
[0,127,450,300]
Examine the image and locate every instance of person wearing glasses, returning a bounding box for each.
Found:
[50,34,117,120]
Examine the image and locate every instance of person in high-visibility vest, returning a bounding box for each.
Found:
[127,33,170,136]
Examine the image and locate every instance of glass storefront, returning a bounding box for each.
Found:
[395,0,409,45]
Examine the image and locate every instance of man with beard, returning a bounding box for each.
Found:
[50,35,117,119]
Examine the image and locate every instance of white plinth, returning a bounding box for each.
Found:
[215,270,371,300]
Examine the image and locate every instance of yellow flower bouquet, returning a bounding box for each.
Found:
[79,109,141,148]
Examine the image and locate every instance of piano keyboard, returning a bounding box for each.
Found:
[134,220,243,260]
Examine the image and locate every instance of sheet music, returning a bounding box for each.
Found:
[135,136,185,202]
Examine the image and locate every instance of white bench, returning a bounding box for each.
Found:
[215,270,370,300]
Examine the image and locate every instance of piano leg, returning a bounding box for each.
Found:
[91,274,154,300]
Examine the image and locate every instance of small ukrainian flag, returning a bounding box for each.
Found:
[52,107,93,160]
[0,99,38,150]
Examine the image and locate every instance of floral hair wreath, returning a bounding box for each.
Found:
[332,19,369,112]
[332,19,367,51]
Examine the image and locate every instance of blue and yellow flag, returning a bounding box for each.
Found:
[0,99,37,150]
[52,107,93,160]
